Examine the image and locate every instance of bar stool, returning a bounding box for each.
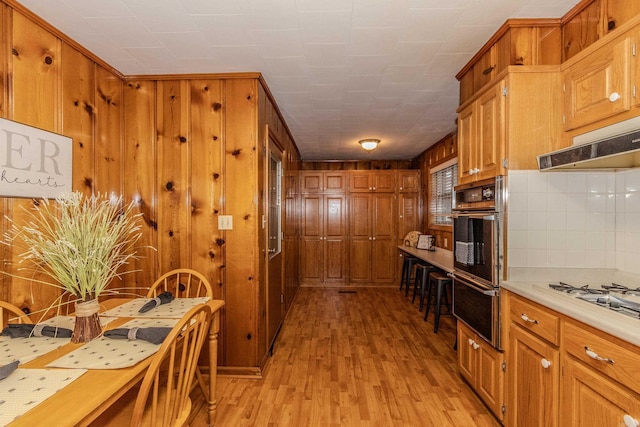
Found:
[400,255,418,296]
[424,271,452,333]
[413,263,437,309]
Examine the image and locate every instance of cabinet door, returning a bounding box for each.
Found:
[323,171,346,193]
[457,103,476,185]
[349,171,372,192]
[398,170,420,193]
[562,35,631,131]
[372,171,396,192]
[349,194,372,283]
[300,172,323,193]
[300,195,323,282]
[561,356,640,427]
[324,195,347,283]
[476,339,505,421]
[507,325,559,427]
[457,322,477,385]
[476,82,505,181]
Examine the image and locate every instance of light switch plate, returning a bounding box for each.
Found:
[218,215,233,230]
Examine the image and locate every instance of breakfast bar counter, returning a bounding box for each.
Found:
[397,246,454,273]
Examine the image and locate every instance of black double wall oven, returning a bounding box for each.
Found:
[452,176,505,350]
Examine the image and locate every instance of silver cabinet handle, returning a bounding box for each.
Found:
[584,346,615,365]
[609,92,621,102]
[521,314,539,324]
[540,358,551,369]
[268,248,276,253]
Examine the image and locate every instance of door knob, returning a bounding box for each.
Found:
[624,415,639,427]
[609,92,621,102]
[540,358,551,369]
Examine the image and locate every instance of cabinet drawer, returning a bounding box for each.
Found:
[509,294,560,346]
[563,320,640,394]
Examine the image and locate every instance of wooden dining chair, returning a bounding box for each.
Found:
[146,268,213,300]
[96,302,212,427]
[146,269,214,404]
[0,301,32,327]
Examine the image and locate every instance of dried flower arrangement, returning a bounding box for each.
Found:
[4,191,146,342]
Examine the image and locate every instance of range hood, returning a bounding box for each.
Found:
[538,116,640,171]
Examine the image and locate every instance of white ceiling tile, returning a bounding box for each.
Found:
[299,10,351,43]
[20,0,581,160]
[351,0,410,27]
[263,57,307,77]
[389,41,442,66]
[307,67,348,85]
[180,0,247,14]
[62,0,133,17]
[349,27,401,56]
[83,17,163,48]
[399,8,464,42]
[155,32,212,59]
[192,15,256,46]
[347,55,391,75]
[296,0,353,12]
[305,44,348,67]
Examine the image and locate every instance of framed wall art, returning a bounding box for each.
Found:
[0,117,72,199]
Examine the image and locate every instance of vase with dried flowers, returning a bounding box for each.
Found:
[4,191,145,343]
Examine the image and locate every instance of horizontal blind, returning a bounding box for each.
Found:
[430,163,457,225]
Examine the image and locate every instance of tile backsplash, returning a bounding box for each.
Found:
[507,169,640,274]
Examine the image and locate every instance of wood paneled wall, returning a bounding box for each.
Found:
[0,2,301,371]
[415,132,457,251]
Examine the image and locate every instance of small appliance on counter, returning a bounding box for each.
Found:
[416,234,436,251]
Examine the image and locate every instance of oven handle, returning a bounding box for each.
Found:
[453,272,499,296]
[451,212,496,220]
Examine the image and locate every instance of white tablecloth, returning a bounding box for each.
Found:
[0,368,87,426]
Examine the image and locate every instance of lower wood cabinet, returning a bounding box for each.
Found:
[507,319,559,427]
[503,290,640,427]
[457,321,505,421]
[562,354,640,427]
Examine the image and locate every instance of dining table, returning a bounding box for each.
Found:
[2,297,224,427]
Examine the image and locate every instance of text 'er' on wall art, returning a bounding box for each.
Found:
[0,118,72,199]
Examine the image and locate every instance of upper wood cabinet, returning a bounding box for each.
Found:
[398,170,420,193]
[562,33,633,131]
[458,81,505,184]
[349,170,396,193]
[457,19,562,104]
[457,67,562,185]
[300,171,347,193]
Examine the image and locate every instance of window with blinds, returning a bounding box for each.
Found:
[430,162,457,226]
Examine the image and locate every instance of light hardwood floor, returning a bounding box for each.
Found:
[192,287,501,427]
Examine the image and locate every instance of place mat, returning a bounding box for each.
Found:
[40,315,116,330]
[100,297,209,319]
[0,368,87,426]
[0,316,118,366]
[46,318,177,370]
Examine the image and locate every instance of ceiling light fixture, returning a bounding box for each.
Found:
[359,139,380,151]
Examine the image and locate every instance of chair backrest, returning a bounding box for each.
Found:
[146,269,213,299]
[0,301,32,328]
[129,302,212,427]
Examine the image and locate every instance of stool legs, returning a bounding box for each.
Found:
[424,273,452,333]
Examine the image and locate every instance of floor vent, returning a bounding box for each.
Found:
[338,290,357,294]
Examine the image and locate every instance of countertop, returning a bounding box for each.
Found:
[501,280,640,348]
[397,246,453,273]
